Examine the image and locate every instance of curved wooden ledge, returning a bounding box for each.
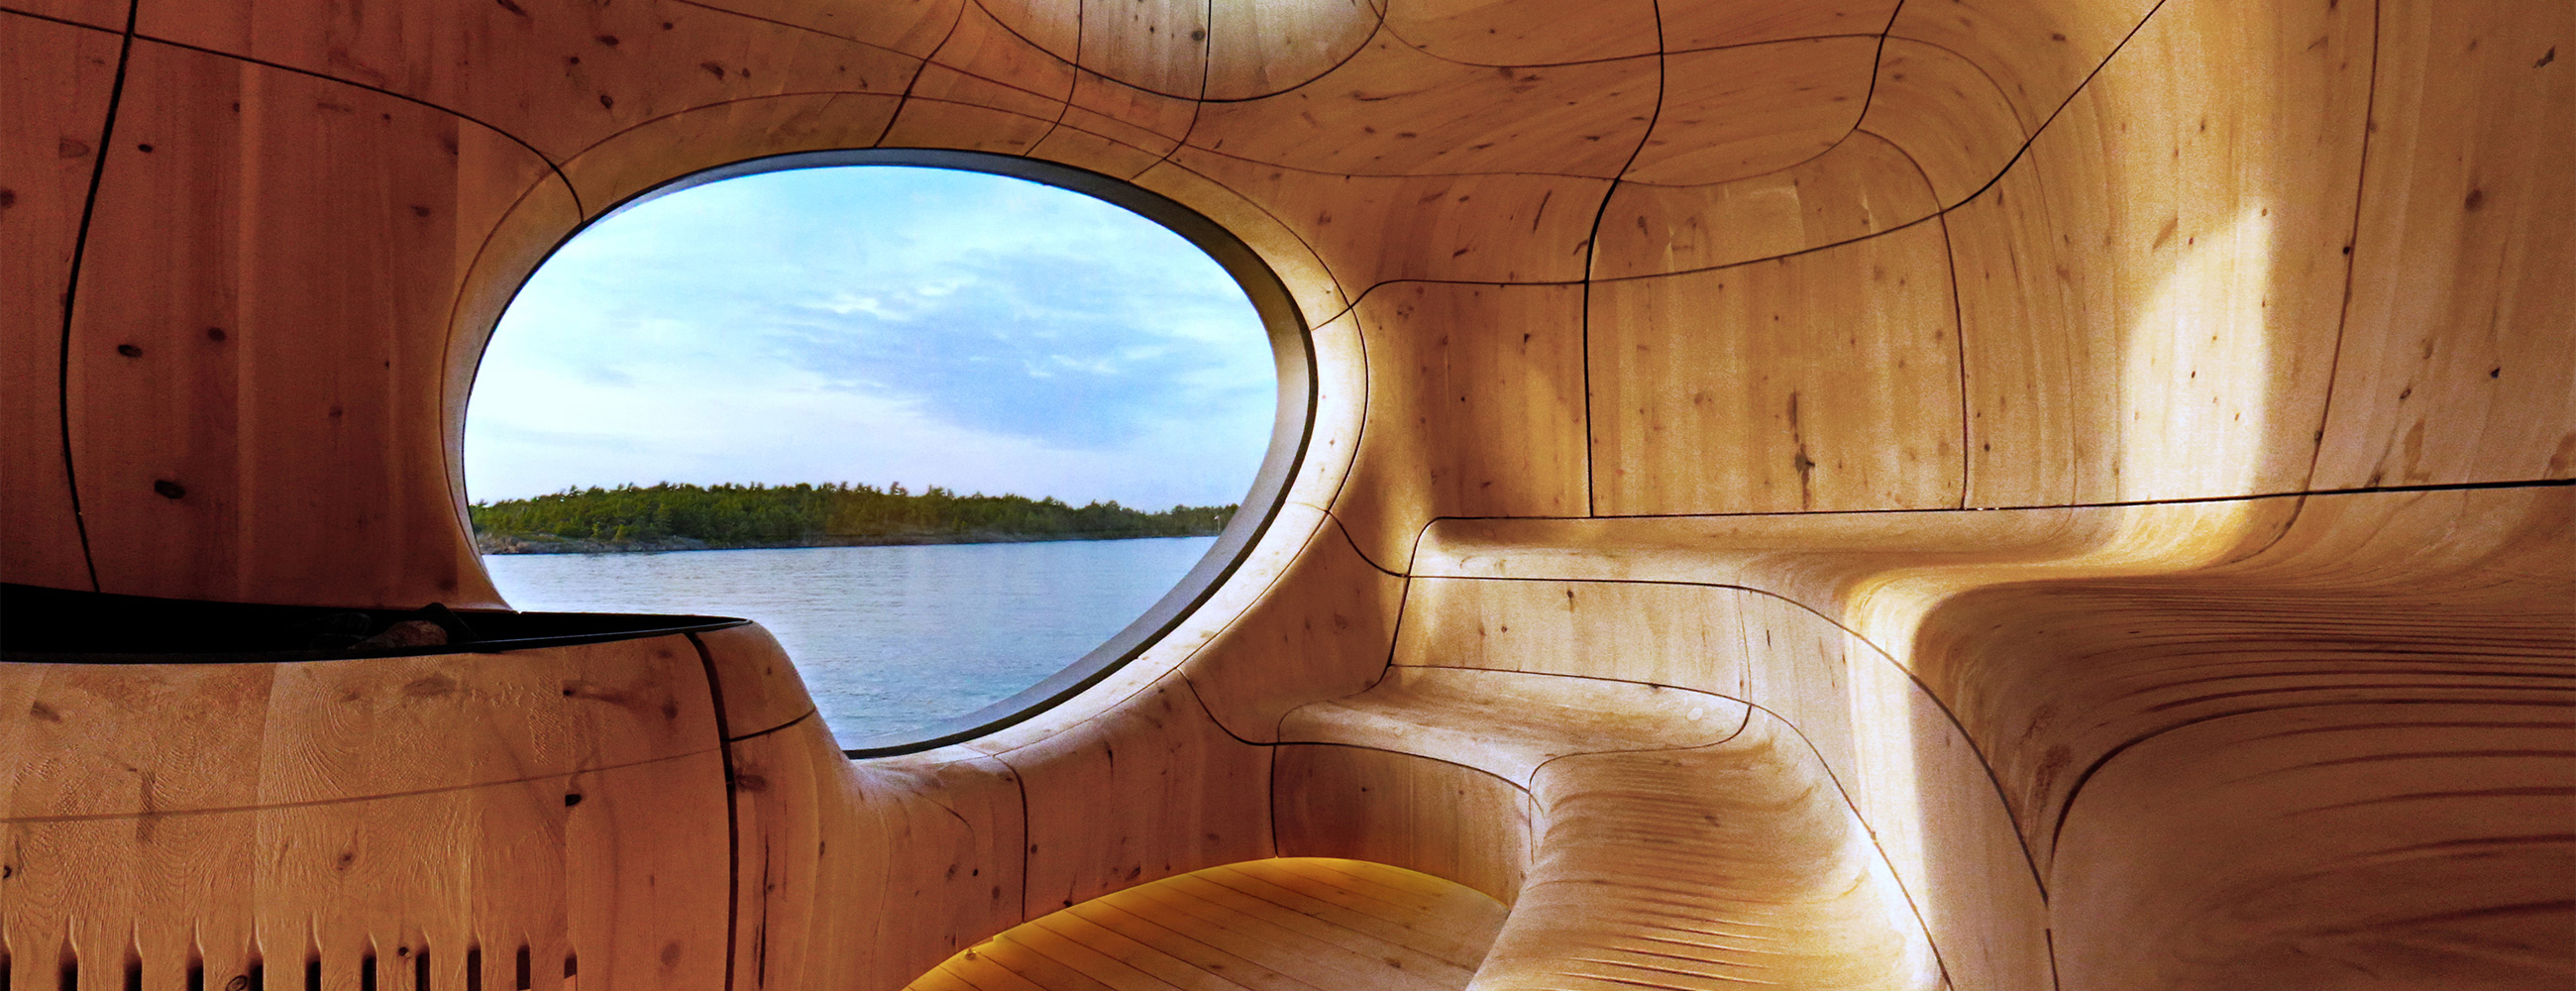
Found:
[910,857,1509,991]
[1277,667,1945,991]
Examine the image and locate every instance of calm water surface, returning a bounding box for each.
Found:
[483,536,1215,745]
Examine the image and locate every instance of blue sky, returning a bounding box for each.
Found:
[465,166,1277,509]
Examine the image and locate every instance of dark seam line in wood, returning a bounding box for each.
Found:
[1190,0,2175,290]
[2043,695,2576,868]
[1322,508,1407,579]
[670,0,925,58]
[0,4,119,32]
[2301,0,2387,494]
[126,32,582,213]
[1403,571,2057,897]
[0,747,713,826]
[1415,476,2576,526]
[685,631,745,991]
[1152,152,1360,315]
[54,0,137,594]
[1273,739,1531,794]
[1578,1,1669,519]
[1728,696,1961,986]
[1395,29,1895,73]
[1350,528,1425,735]
[875,0,969,150]
[1180,666,1266,750]
[726,707,819,743]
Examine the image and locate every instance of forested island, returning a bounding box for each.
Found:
[471,482,1237,554]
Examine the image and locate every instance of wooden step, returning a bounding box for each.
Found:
[911,858,1510,991]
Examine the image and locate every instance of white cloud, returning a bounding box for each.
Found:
[464,165,1277,508]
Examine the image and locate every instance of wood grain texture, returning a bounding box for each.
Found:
[1660,0,1899,52]
[1483,715,1941,991]
[142,0,922,162]
[1189,39,1656,177]
[1883,0,2160,134]
[1205,0,1380,100]
[1383,0,1656,66]
[0,634,733,991]
[1273,745,1535,905]
[1593,130,1940,279]
[2,0,125,31]
[988,674,1276,916]
[914,858,1509,991]
[1590,222,1966,515]
[1622,37,1878,186]
[67,41,537,607]
[1284,666,1747,786]
[728,725,1029,991]
[0,13,116,591]
[1948,0,2373,505]
[1169,149,1605,287]
[1856,37,2026,207]
[1390,577,1747,695]
[1179,508,1406,743]
[1331,282,1588,570]
[9,2,2574,989]
[2311,0,2576,487]
[695,620,816,739]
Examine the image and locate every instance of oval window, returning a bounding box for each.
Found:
[465,155,1304,753]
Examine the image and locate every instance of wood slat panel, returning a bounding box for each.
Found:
[1168,149,1604,287]
[728,720,1029,991]
[2311,0,2576,487]
[1593,130,1939,279]
[1884,0,2160,134]
[66,40,546,607]
[1188,40,1655,177]
[0,12,117,591]
[1383,0,1656,66]
[1283,667,1747,786]
[1622,37,1878,186]
[1179,506,1405,743]
[1950,0,2372,505]
[996,675,1276,916]
[142,0,921,162]
[0,633,716,820]
[1589,222,1965,515]
[1856,37,2026,207]
[1390,577,1748,696]
[1078,0,1209,98]
[1660,0,1898,53]
[1273,745,1533,905]
[1205,0,1379,101]
[1330,281,1588,571]
[1477,716,1941,991]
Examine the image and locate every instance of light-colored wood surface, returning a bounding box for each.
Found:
[1330,281,1589,570]
[1590,221,1965,514]
[912,858,1510,991]
[2311,0,2576,487]
[0,632,733,991]
[1274,667,1943,991]
[7,0,2572,988]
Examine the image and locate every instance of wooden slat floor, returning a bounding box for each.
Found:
[909,858,1510,991]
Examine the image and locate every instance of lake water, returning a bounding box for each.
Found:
[483,536,1216,745]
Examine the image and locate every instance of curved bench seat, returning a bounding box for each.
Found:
[1280,668,1947,991]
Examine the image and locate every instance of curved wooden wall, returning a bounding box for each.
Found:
[4,0,2569,988]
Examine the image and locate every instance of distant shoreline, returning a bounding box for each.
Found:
[475,529,1217,555]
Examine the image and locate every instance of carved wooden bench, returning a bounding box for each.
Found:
[1279,666,1947,991]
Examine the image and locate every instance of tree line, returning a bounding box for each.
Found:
[470,482,1237,552]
